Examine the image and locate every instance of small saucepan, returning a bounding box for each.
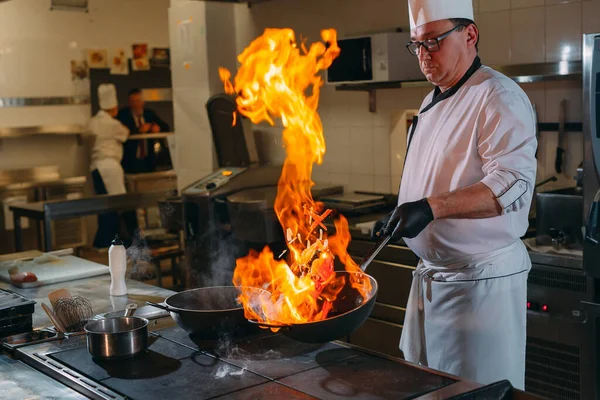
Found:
[84,304,149,360]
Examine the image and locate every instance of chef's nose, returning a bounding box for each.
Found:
[417,46,431,61]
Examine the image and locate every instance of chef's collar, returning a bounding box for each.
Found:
[420,56,482,114]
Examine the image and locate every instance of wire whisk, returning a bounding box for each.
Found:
[54,296,93,333]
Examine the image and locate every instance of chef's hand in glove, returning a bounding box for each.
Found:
[381,199,434,241]
[371,219,388,240]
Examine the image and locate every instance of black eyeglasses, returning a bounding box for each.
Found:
[406,24,465,56]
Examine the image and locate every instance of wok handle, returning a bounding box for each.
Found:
[146,301,174,313]
[359,233,392,271]
[247,319,290,330]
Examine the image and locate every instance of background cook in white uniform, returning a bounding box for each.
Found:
[89,83,129,195]
[375,0,537,390]
[88,83,130,249]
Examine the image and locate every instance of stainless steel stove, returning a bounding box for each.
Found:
[10,322,468,400]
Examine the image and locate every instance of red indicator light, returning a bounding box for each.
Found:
[542,304,548,312]
[527,302,531,309]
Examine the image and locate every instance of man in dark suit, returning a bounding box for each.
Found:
[117,88,170,174]
[117,88,170,244]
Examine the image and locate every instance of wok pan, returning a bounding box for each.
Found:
[246,234,389,343]
[248,271,378,343]
[147,286,268,339]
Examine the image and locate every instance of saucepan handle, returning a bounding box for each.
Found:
[146,301,175,313]
[247,319,290,331]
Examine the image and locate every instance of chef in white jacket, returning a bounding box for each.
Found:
[89,83,130,248]
[375,0,537,389]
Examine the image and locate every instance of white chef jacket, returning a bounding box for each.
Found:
[396,58,537,390]
[89,110,129,195]
[89,110,129,170]
[398,64,537,264]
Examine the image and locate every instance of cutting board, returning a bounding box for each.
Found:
[0,255,110,288]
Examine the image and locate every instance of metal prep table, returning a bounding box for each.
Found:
[0,166,87,254]
[9,191,168,252]
[0,251,175,329]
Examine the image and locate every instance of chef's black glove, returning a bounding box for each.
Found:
[371,218,388,240]
[383,199,434,241]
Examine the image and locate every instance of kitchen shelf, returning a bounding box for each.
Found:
[0,96,89,108]
[0,125,89,145]
[335,60,583,112]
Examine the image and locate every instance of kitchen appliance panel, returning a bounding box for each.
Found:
[583,33,600,277]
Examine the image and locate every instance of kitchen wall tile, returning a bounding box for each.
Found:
[398,87,426,113]
[564,132,584,180]
[312,167,330,185]
[473,0,479,15]
[391,175,402,195]
[542,131,559,181]
[350,127,375,175]
[545,2,582,62]
[345,91,373,128]
[373,127,391,176]
[329,172,351,190]
[374,175,392,194]
[323,131,351,174]
[511,7,545,64]
[349,174,375,192]
[512,0,545,8]
[479,0,511,12]
[583,0,600,33]
[519,82,546,123]
[477,11,511,66]
[545,81,583,122]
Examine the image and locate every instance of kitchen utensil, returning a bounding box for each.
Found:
[146,286,267,339]
[124,303,138,316]
[84,303,149,360]
[42,302,66,334]
[555,99,568,174]
[48,288,71,309]
[535,176,558,190]
[247,271,378,343]
[359,233,392,271]
[54,296,93,333]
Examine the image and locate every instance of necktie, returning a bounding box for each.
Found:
[136,115,148,159]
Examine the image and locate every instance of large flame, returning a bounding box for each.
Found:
[220,28,371,326]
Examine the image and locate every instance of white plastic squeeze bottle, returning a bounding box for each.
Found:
[109,234,127,296]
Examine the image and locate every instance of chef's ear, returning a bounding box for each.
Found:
[465,23,479,52]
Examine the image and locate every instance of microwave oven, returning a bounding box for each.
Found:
[326,31,424,85]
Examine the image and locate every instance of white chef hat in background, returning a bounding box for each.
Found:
[98,83,118,110]
[408,0,474,30]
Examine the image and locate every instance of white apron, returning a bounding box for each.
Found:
[95,158,126,195]
[399,240,531,390]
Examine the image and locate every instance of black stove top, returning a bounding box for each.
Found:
[42,326,455,400]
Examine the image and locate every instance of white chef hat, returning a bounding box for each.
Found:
[408,0,474,30]
[98,83,118,110]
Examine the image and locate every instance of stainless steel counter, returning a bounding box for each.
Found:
[0,275,175,329]
[0,354,86,399]
[528,250,583,269]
